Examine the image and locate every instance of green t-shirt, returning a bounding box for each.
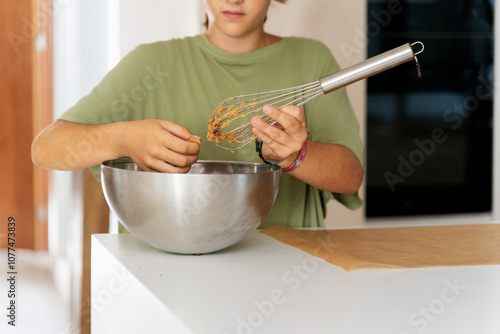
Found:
[60,34,364,228]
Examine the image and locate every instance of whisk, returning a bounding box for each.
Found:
[207,41,424,151]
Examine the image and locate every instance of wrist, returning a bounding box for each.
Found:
[107,122,128,159]
[281,141,308,173]
[277,153,298,169]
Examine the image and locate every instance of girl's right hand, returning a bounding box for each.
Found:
[116,119,201,173]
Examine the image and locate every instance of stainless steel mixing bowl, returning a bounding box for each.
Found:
[101,158,280,254]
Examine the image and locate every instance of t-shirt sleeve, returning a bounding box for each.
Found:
[304,41,365,210]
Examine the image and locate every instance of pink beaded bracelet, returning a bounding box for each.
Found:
[282,141,308,173]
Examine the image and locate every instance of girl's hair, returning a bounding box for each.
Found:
[203,0,288,30]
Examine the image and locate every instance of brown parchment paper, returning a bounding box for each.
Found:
[259,224,500,271]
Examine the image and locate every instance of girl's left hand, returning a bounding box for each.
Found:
[251,104,308,168]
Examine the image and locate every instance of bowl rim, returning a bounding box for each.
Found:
[101,158,281,175]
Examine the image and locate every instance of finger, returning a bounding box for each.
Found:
[138,157,192,174]
[253,113,305,157]
[146,141,199,166]
[187,135,202,144]
[155,120,201,153]
[279,105,306,125]
[252,125,292,161]
[262,105,303,135]
[251,115,290,146]
[158,131,200,156]
[157,120,194,141]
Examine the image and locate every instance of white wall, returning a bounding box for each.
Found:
[118,0,204,57]
[52,0,120,329]
[51,0,84,323]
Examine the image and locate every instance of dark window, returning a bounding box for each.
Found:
[366,0,494,217]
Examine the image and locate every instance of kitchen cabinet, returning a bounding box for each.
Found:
[1,0,52,249]
[91,229,500,334]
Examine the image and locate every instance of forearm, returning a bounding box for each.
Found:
[284,141,363,194]
[32,120,122,170]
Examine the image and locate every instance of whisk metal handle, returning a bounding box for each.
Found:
[319,42,423,94]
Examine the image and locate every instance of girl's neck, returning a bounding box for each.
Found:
[205,29,281,54]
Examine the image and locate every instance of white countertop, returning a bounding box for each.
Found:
[91,231,500,334]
